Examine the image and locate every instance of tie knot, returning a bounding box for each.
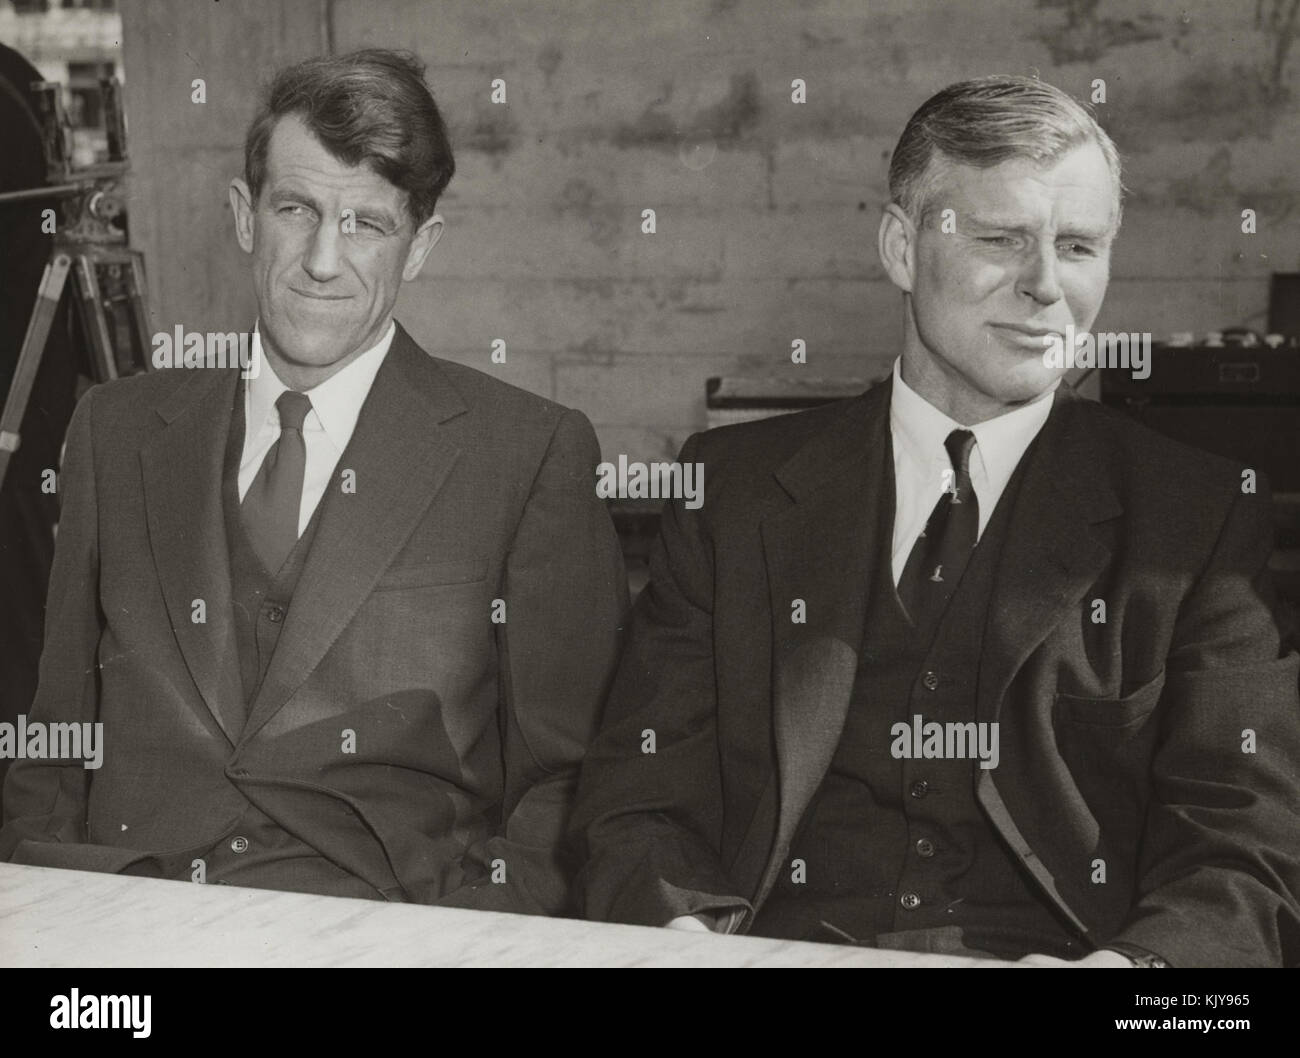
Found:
[276,390,312,432]
[944,428,976,475]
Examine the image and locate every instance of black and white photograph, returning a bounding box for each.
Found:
[0,0,1297,1030]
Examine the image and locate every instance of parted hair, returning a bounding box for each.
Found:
[888,75,1122,226]
[244,48,455,226]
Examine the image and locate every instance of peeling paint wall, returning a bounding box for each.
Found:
[121,0,1300,463]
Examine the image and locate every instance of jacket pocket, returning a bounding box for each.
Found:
[371,557,488,592]
[1054,669,1166,728]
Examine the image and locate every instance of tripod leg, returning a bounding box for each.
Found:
[125,251,151,373]
[0,253,71,492]
[72,252,118,382]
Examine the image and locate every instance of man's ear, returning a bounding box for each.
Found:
[230,178,256,254]
[402,213,445,282]
[878,202,917,294]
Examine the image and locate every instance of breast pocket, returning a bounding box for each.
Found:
[371,557,489,593]
[1054,669,1167,728]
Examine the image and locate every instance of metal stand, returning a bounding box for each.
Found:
[0,243,148,490]
[0,73,146,492]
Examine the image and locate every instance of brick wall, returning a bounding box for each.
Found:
[121,0,1300,463]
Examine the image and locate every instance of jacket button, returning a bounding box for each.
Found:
[915,838,936,858]
[230,836,249,854]
[910,779,929,798]
[922,671,940,691]
[266,605,285,623]
[900,892,922,910]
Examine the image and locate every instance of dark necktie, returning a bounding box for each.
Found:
[241,390,313,575]
[897,428,980,631]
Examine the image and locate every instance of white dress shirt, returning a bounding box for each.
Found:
[238,321,396,536]
[889,357,1056,586]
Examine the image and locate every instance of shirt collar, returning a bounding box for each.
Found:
[890,356,1056,494]
[246,320,397,450]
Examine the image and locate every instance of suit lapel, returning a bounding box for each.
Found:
[752,380,891,908]
[239,324,467,740]
[140,367,245,742]
[973,385,1122,938]
[975,387,1122,728]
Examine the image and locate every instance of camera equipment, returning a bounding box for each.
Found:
[0,75,149,491]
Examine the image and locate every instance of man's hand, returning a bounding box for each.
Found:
[1016,949,1132,967]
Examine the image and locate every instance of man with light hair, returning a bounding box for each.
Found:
[572,76,1300,966]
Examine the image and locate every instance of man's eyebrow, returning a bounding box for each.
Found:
[1056,223,1115,241]
[961,214,1034,231]
[266,186,322,210]
[354,207,400,228]
[963,214,1113,239]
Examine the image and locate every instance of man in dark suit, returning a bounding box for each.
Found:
[1,49,627,915]
[571,76,1300,965]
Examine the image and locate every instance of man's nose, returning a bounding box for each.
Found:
[1015,242,1064,306]
[301,216,345,281]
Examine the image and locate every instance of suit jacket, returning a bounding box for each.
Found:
[1,322,628,914]
[572,376,1300,965]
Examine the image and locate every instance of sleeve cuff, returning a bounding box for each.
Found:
[1103,942,1171,967]
[677,901,750,934]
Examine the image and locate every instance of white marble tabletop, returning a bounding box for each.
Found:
[0,862,991,967]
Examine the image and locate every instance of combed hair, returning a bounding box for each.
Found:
[888,75,1122,226]
[244,49,454,226]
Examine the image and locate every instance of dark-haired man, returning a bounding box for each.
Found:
[571,76,1300,965]
[2,49,627,915]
